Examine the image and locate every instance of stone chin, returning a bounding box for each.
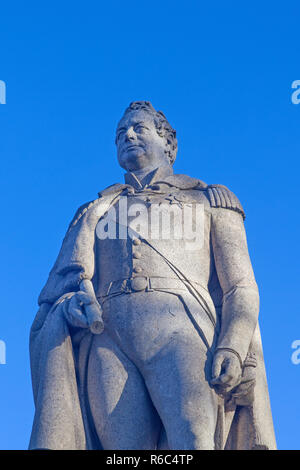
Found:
[119,147,148,171]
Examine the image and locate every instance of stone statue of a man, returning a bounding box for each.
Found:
[29,101,276,450]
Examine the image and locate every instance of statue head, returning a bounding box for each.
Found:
[115,101,177,173]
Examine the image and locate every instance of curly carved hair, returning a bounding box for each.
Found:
[117,101,178,165]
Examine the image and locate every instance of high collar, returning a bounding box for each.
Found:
[124,166,174,189]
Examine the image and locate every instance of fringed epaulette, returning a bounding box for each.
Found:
[206,184,245,220]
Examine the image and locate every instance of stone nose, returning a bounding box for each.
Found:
[125,127,136,141]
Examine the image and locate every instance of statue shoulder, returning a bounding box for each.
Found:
[164,175,245,218]
[165,173,208,189]
[205,184,245,220]
[97,182,127,198]
[67,183,126,230]
[161,174,245,218]
[67,199,99,230]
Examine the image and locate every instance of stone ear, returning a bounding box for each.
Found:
[164,138,172,160]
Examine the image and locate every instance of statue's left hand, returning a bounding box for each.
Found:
[210,349,242,393]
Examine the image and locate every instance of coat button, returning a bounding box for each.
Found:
[133,266,142,273]
[133,238,141,245]
[130,277,148,291]
[133,252,141,259]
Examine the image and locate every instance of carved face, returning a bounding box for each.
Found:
[116,110,170,172]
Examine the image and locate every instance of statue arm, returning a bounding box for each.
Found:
[211,207,259,363]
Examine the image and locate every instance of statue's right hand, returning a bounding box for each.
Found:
[64,291,96,329]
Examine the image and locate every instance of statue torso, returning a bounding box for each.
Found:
[94,183,214,300]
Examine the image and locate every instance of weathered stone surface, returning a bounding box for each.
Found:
[29,101,276,450]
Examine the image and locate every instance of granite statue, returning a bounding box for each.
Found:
[29,101,276,450]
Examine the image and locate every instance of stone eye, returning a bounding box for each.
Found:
[135,125,146,133]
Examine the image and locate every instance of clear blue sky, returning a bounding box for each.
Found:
[0,1,299,450]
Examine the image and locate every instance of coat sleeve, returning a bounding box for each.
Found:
[211,205,259,362]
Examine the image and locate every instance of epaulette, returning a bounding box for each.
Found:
[206,184,245,220]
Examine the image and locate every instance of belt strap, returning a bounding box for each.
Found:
[97,276,202,298]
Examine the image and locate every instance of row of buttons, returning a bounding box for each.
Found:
[132,237,142,274]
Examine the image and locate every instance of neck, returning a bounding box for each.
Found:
[132,164,171,183]
[133,167,155,182]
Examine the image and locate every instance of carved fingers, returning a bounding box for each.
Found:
[64,291,99,329]
[210,350,242,393]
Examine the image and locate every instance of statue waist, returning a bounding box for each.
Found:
[96,276,219,348]
[96,275,207,299]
